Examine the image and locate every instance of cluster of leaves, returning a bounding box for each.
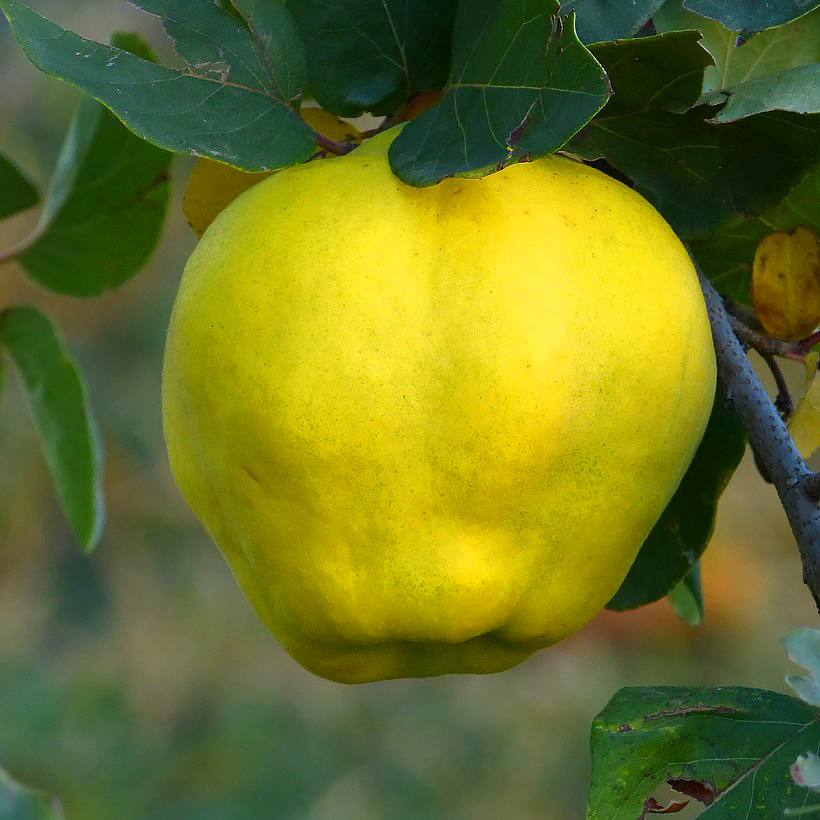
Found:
[2,0,820,816]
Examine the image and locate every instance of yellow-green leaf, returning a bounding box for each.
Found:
[752,226,820,339]
[789,352,820,459]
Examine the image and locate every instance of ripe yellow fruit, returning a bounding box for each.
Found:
[162,128,716,684]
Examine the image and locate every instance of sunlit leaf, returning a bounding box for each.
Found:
[784,628,820,708]
[389,1,609,186]
[789,354,820,460]
[0,306,103,551]
[682,0,820,34]
[752,227,820,339]
[0,0,315,170]
[666,564,703,626]
[655,2,820,98]
[588,686,820,818]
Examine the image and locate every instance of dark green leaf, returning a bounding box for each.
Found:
[0,767,64,819]
[18,93,171,297]
[0,151,38,219]
[608,383,746,611]
[691,164,820,301]
[590,30,712,117]
[285,0,457,117]
[0,0,315,170]
[0,306,103,551]
[682,0,820,34]
[389,2,609,186]
[562,0,665,44]
[588,685,820,819]
[573,108,820,239]
[666,563,703,626]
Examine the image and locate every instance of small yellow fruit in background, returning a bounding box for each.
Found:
[162,128,716,684]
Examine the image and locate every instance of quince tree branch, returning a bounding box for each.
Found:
[697,270,820,612]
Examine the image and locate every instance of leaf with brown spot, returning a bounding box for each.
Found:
[752,226,820,339]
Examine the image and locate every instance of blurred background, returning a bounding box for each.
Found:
[0,3,816,818]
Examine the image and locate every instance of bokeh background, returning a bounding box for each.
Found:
[0,3,816,818]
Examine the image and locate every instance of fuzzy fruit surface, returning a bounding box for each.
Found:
[162,129,716,684]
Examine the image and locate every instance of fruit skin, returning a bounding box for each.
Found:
[162,128,716,684]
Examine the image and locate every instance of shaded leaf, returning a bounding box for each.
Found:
[0,767,64,820]
[587,685,820,819]
[285,0,457,117]
[18,93,171,297]
[389,2,609,186]
[589,30,712,117]
[789,354,820,461]
[0,150,38,219]
[0,0,315,170]
[572,107,820,240]
[608,384,746,611]
[682,0,820,34]
[666,564,703,626]
[0,306,103,551]
[751,227,820,340]
[784,628,820,708]
[691,164,820,301]
[562,0,666,44]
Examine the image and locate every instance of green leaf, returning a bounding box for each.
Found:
[0,0,315,171]
[562,0,665,44]
[691,162,820,301]
[0,767,64,820]
[655,3,820,97]
[785,629,820,708]
[666,563,704,626]
[0,151,38,219]
[17,92,171,297]
[682,0,820,34]
[707,65,820,121]
[607,383,746,611]
[285,0,457,117]
[589,30,713,117]
[388,2,609,186]
[573,107,820,240]
[0,306,103,551]
[588,685,820,819]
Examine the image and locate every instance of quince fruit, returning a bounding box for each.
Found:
[162,128,716,683]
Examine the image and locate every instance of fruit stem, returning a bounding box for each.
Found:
[313,133,356,156]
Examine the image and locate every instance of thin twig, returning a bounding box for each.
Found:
[698,270,820,612]
[760,351,794,421]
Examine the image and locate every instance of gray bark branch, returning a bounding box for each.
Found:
[698,271,820,612]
